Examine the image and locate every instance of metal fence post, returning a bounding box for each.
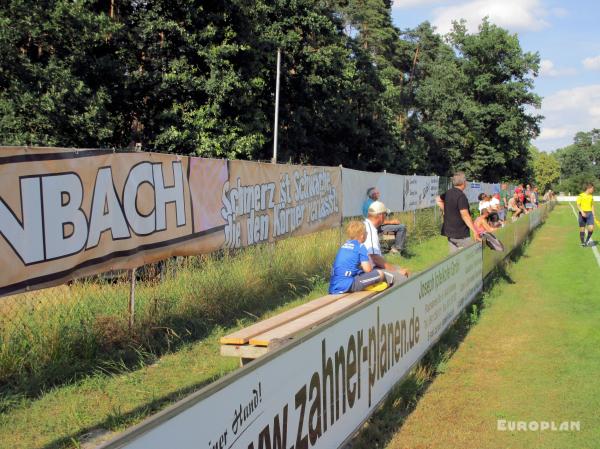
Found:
[128,268,136,332]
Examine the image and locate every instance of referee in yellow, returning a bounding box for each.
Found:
[576,183,596,247]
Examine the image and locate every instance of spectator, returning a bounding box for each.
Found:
[507,192,525,221]
[473,209,497,237]
[436,171,481,253]
[364,201,410,277]
[500,183,510,211]
[478,193,491,214]
[362,187,407,253]
[329,221,395,294]
[532,186,540,207]
[524,184,535,211]
[488,193,503,225]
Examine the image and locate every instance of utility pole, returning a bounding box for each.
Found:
[272,48,281,164]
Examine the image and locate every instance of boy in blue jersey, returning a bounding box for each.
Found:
[329,221,395,294]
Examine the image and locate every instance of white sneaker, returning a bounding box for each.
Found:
[383,271,395,286]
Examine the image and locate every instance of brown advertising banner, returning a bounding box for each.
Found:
[0,148,341,297]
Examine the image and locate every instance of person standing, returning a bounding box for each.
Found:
[576,183,596,247]
[362,187,407,253]
[500,183,510,210]
[436,172,481,253]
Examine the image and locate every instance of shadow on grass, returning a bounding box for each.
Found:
[347,232,537,449]
[0,272,327,413]
[40,373,223,449]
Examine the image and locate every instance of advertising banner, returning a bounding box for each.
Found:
[0,150,226,296]
[0,149,341,296]
[222,160,341,249]
[342,168,390,217]
[100,243,483,449]
[401,176,439,212]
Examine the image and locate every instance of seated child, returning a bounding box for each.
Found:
[329,221,395,294]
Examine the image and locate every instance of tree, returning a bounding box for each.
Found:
[0,0,126,147]
[554,129,600,193]
[447,19,542,181]
[533,152,560,193]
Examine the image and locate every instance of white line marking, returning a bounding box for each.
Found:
[569,202,600,268]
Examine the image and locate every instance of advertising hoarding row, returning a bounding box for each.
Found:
[99,244,483,449]
[0,149,340,296]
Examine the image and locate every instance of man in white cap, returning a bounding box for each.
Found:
[364,201,410,278]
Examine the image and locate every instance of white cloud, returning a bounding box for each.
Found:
[539,59,577,78]
[583,55,600,70]
[590,105,600,117]
[429,0,550,34]
[538,127,570,139]
[533,84,600,151]
[393,0,447,8]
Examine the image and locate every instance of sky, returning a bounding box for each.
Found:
[391,0,600,153]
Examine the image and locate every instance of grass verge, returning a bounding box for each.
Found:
[350,205,600,449]
[0,210,448,449]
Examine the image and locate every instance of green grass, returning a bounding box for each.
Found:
[0,228,344,398]
[0,206,447,401]
[350,205,600,449]
[0,220,452,449]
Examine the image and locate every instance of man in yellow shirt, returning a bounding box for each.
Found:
[576,183,596,247]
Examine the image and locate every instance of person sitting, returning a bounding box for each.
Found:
[524,184,535,211]
[478,193,501,226]
[507,192,525,221]
[490,193,505,224]
[473,209,497,237]
[364,201,410,278]
[478,193,491,214]
[329,221,395,294]
[362,187,406,253]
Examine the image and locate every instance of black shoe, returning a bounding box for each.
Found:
[581,242,587,247]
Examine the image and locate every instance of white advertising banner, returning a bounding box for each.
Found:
[378,173,405,213]
[101,243,483,449]
[464,182,500,204]
[402,176,439,211]
[341,168,405,216]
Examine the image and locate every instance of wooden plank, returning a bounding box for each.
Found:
[220,293,350,345]
[220,344,269,360]
[249,290,378,347]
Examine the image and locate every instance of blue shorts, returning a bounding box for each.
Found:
[578,212,594,227]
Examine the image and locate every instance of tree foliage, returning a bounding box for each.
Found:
[533,151,560,193]
[0,1,542,177]
[554,129,600,193]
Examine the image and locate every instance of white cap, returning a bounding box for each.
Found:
[368,201,390,215]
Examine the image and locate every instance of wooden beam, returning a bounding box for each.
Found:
[220,293,349,345]
[249,291,377,347]
[220,344,269,360]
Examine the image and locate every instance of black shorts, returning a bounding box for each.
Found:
[578,212,594,227]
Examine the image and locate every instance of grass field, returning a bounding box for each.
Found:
[351,204,600,449]
[0,209,448,449]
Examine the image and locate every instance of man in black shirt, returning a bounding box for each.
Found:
[436,171,480,253]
